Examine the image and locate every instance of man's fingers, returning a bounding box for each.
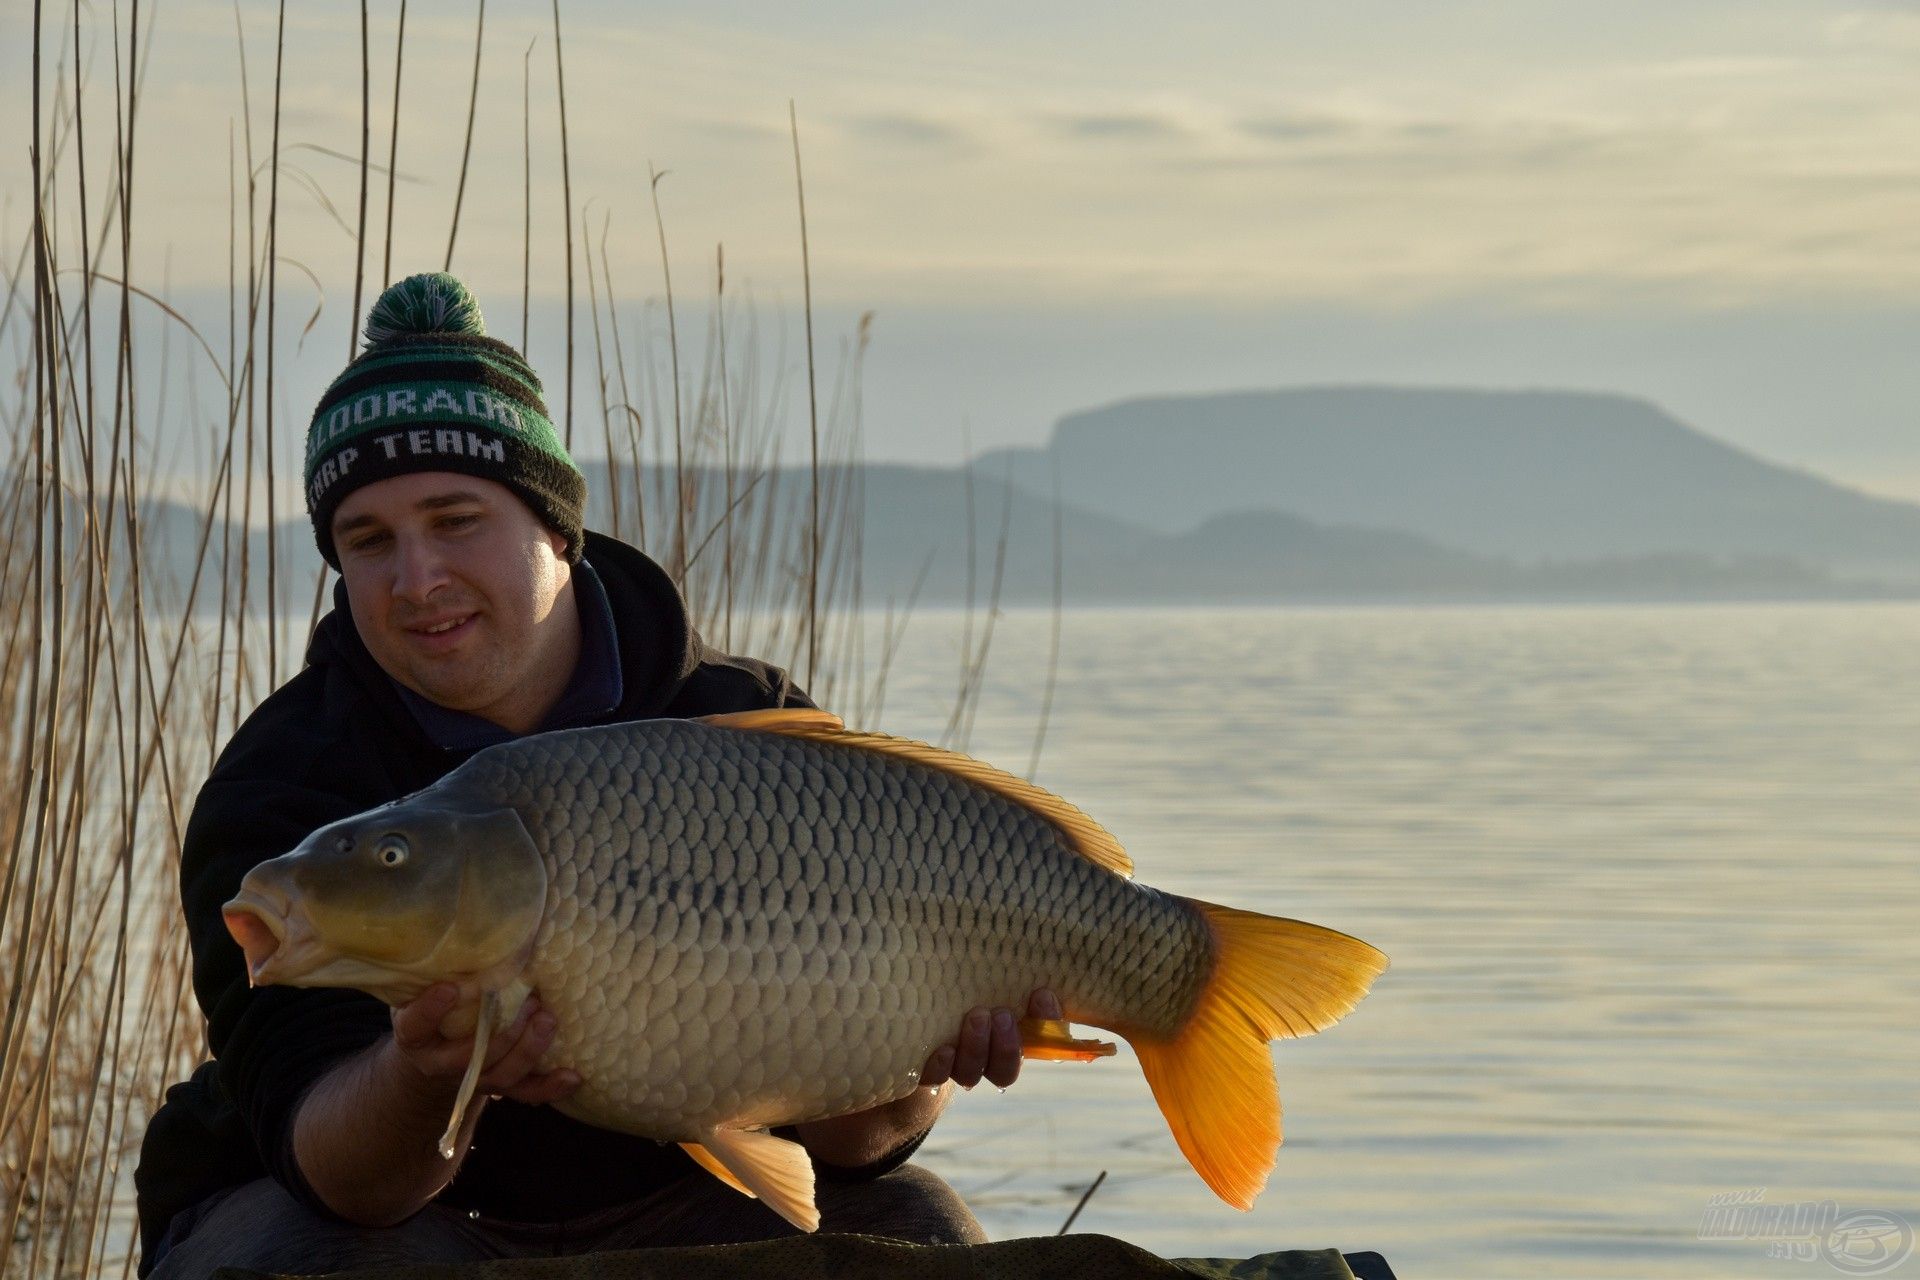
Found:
[983,1007,1022,1088]
[392,990,552,1088]
[920,1044,956,1089]
[950,1007,993,1088]
[500,1069,581,1107]
[481,998,542,1071]
[924,990,1066,1097]
[480,1007,558,1092]
[391,984,459,1052]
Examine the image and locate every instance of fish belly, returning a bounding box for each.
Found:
[453,720,1211,1140]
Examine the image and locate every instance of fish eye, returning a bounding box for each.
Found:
[376,835,409,868]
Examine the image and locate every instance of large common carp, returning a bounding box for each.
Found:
[223,709,1387,1230]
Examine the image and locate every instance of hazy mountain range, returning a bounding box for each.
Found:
[128,386,1920,609]
[975,387,1920,578]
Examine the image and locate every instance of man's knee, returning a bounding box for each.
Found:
[147,1178,481,1278]
[815,1162,988,1245]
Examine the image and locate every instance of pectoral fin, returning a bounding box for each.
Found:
[1018,1016,1118,1062]
[438,989,499,1160]
[679,1142,755,1199]
[695,1127,819,1232]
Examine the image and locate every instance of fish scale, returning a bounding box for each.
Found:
[435,718,1211,1137]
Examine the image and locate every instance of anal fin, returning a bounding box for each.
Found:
[697,1127,820,1232]
[1019,1016,1117,1062]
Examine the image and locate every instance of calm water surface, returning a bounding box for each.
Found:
[870,604,1920,1278]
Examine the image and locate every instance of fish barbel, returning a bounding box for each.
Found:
[223,708,1387,1230]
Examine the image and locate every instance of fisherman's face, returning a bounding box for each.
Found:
[332,473,579,734]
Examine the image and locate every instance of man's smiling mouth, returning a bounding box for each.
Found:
[406,613,477,640]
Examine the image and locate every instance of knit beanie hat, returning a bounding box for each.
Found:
[304,272,586,568]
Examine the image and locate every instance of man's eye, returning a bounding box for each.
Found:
[439,513,480,531]
[346,532,389,554]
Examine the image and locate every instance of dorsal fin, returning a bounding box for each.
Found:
[695,714,1133,879]
[698,708,845,733]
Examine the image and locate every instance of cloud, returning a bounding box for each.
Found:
[1238,113,1355,141]
[20,0,1920,321]
[846,113,973,152]
[1619,55,1802,80]
[1214,110,1651,175]
[1058,113,1185,141]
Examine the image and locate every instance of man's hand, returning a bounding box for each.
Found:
[793,987,1064,1171]
[919,988,1064,1090]
[387,983,580,1106]
[294,985,579,1226]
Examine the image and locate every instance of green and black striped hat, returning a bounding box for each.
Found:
[304,272,586,568]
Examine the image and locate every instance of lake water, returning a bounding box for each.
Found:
[868,604,1920,1278]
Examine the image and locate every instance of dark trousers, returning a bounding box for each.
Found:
[147,1163,985,1279]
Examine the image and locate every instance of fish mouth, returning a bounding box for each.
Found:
[222,888,431,1000]
[222,888,319,987]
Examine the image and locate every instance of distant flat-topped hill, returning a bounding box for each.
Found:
[973,387,1920,579]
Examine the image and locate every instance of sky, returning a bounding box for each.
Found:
[9,0,1920,498]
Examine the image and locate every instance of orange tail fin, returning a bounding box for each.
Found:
[1130,901,1387,1210]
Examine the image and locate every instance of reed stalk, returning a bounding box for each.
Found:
[1026,458,1065,781]
[582,210,619,542]
[551,0,575,449]
[442,0,484,272]
[262,0,285,683]
[715,246,733,649]
[0,11,972,1274]
[790,102,821,690]
[520,36,533,352]
[647,166,687,582]
[380,0,406,289]
[598,229,644,552]
[349,0,368,357]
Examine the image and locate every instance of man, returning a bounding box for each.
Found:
[137,274,1057,1277]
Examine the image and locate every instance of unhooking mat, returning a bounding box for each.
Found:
[214,1232,1395,1280]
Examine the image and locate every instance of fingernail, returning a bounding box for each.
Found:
[993,1009,1015,1034]
[534,1013,556,1036]
[967,1009,989,1031]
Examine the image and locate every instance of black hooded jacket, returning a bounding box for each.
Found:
[136,531,818,1257]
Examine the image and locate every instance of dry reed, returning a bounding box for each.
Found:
[441,0,485,273]
[2,9,1008,1276]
